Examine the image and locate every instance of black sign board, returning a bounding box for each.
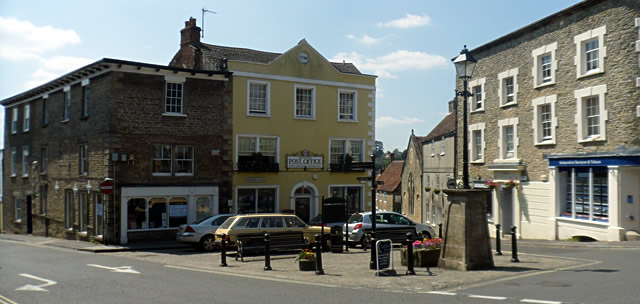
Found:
[376,240,392,269]
[356,176,373,181]
[351,162,374,169]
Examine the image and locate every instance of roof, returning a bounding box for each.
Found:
[423,112,456,142]
[198,41,362,74]
[1,58,231,106]
[376,160,404,192]
[468,0,604,56]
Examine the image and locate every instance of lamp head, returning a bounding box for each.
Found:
[452,45,477,79]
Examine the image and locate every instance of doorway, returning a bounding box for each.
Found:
[295,197,311,223]
[500,188,513,237]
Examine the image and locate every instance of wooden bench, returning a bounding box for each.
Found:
[363,226,419,248]
[235,231,310,262]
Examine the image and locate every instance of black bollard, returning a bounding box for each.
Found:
[438,223,443,239]
[220,234,228,267]
[495,224,503,256]
[405,232,416,275]
[369,234,377,269]
[315,234,324,275]
[264,233,272,270]
[510,226,519,263]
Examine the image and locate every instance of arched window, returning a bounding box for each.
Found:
[408,173,414,214]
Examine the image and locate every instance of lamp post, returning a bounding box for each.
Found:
[452,45,477,189]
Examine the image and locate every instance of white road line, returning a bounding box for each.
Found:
[427,291,457,296]
[0,294,18,304]
[87,264,140,274]
[15,274,57,292]
[469,295,507,300]
[521,299,562,304]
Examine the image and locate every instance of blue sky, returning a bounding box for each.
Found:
[0,0,580,150]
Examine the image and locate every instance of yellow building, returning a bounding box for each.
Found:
[170,18,377,222]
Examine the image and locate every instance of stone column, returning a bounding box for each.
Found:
[439,189,494,271]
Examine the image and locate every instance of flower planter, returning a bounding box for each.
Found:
[401,248,441,267]
[298,260,316,271]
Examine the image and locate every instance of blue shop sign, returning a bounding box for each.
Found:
[549,156,640,167]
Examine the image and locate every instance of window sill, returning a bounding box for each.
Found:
[247,113,271,117]
[80,115,89,121]
[578,136,605,143]
[534,140,554,146]
[10,174,16,178]
[556,216,609,226]
[440,152,445,156]
[294,116,316,121]
[41,123,48,128]
[470,160,485,164]
[175,173,194,177]
[431,154,435,157]
[470,109,484,114]
[493,158,522,163]
[162,113,188,118]
[40,172,47,176]
[577,69,604,79]
[534,81,555,89]
[23,129,30,133]
[61,119,70,123]
[78,231,88,237]
[152,173,172,177]
[65,228,74,233]
[14,220,22,224]
[500,102,517,108]
[337,119,358,123]
[22,174,29,178]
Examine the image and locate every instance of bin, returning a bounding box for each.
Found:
[330,225,344,253]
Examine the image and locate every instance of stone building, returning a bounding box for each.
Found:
[454,0,640,241]
[401,131,426,223]
[170,18,376,220]
[375,160,403,213]
[2,58,233,244]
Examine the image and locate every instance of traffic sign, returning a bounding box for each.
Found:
[447,179,457,189]
[100,180,114,195]
[351,162,374,169]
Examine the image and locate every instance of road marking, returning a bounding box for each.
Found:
[165,265,341,288]
[87,264,140,274]
[15,273,57,292]
[521,299,562,304]
[427,291,457,296]
[469,295,507,300]
[0,294,18,304]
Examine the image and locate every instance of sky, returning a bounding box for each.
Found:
[0,0,581,151]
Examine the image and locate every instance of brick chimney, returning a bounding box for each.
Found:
[181,17,201,47]
[448,99,454,113]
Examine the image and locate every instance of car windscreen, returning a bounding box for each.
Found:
[348,214,363,224]
[192,216,212,225]
[219,217,237,229]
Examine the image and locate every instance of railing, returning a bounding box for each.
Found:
[329,163,365,172]
[237,161,280,172]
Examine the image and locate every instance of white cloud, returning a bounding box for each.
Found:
[346,34,383,46]
[0,17,80,61]
[376,116,424,128]
[377,14,431,29]
[330,50,447,78]
[42,56,93,71]
[24,69,58,89]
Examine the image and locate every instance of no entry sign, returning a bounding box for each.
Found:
[100,180,114,195]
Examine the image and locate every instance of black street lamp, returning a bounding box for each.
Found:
[452,45,477,189]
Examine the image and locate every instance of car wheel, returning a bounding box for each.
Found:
[421,231,433,239]
[359,234,370,249]
[200,235,216,252]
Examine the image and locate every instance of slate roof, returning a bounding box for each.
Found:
[376,160,404,193]
[423,112,455,142]
[198,42,362,74]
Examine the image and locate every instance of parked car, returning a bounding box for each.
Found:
[214,213,328,246]
[308,214,349,228]
[176,214,235,251]
[345,211,436,248]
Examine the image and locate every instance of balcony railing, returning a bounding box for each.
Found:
[329,163,365,172]
[237,161,280,172]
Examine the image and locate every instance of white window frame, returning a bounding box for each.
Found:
[164,76,186,115]
[328,138,364,164]
[468,78,485,112]
[152,145,172,176]
[11,107,18,134]
[293,84,316,120]
[10,147,17,177]
[15,198,22,223]
[532,42,557,88]
[337,89,358,122]
[22,146,29,177]
[79,144,88,175]
[440,136,445,156]
[236,135,280,165]
[63,86,71,122]
[247,79,270,116]
[497,118,519,161]
[532,95,558,146]
[498,68,519,107]
[174,145,194,176]
[574,85,608,143]
[468,123,485,163]
[23,104,30,132]
[574,25,606,78]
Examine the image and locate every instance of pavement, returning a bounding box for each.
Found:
[2,232,640,293]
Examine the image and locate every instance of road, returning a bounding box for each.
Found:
[1,239,638,304]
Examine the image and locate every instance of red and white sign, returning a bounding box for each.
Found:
[100,180,114,195]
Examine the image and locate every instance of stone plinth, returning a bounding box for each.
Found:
[439,189,494,271]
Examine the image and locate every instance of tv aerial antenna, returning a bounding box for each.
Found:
[201,8,216,39]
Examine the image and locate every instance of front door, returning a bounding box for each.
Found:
[500,188,513,237]
[295,197,311,223]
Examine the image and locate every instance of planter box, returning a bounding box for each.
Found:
[401,248,441,267]
[298,260,316,271]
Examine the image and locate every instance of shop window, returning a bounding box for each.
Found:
[94,192,104,236]
[195,196,212,222]
[148,198,167,229]
[169,197,188,227]
[561,167,608,222]
[128,198,147,230]
[237,187,277,214]
[330,186,362,214]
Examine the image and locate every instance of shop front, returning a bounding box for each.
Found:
[549,156,640,241]
[120,185,219,244]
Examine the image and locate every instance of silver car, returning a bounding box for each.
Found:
[176,214,235,251]
[345,211,436,248]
